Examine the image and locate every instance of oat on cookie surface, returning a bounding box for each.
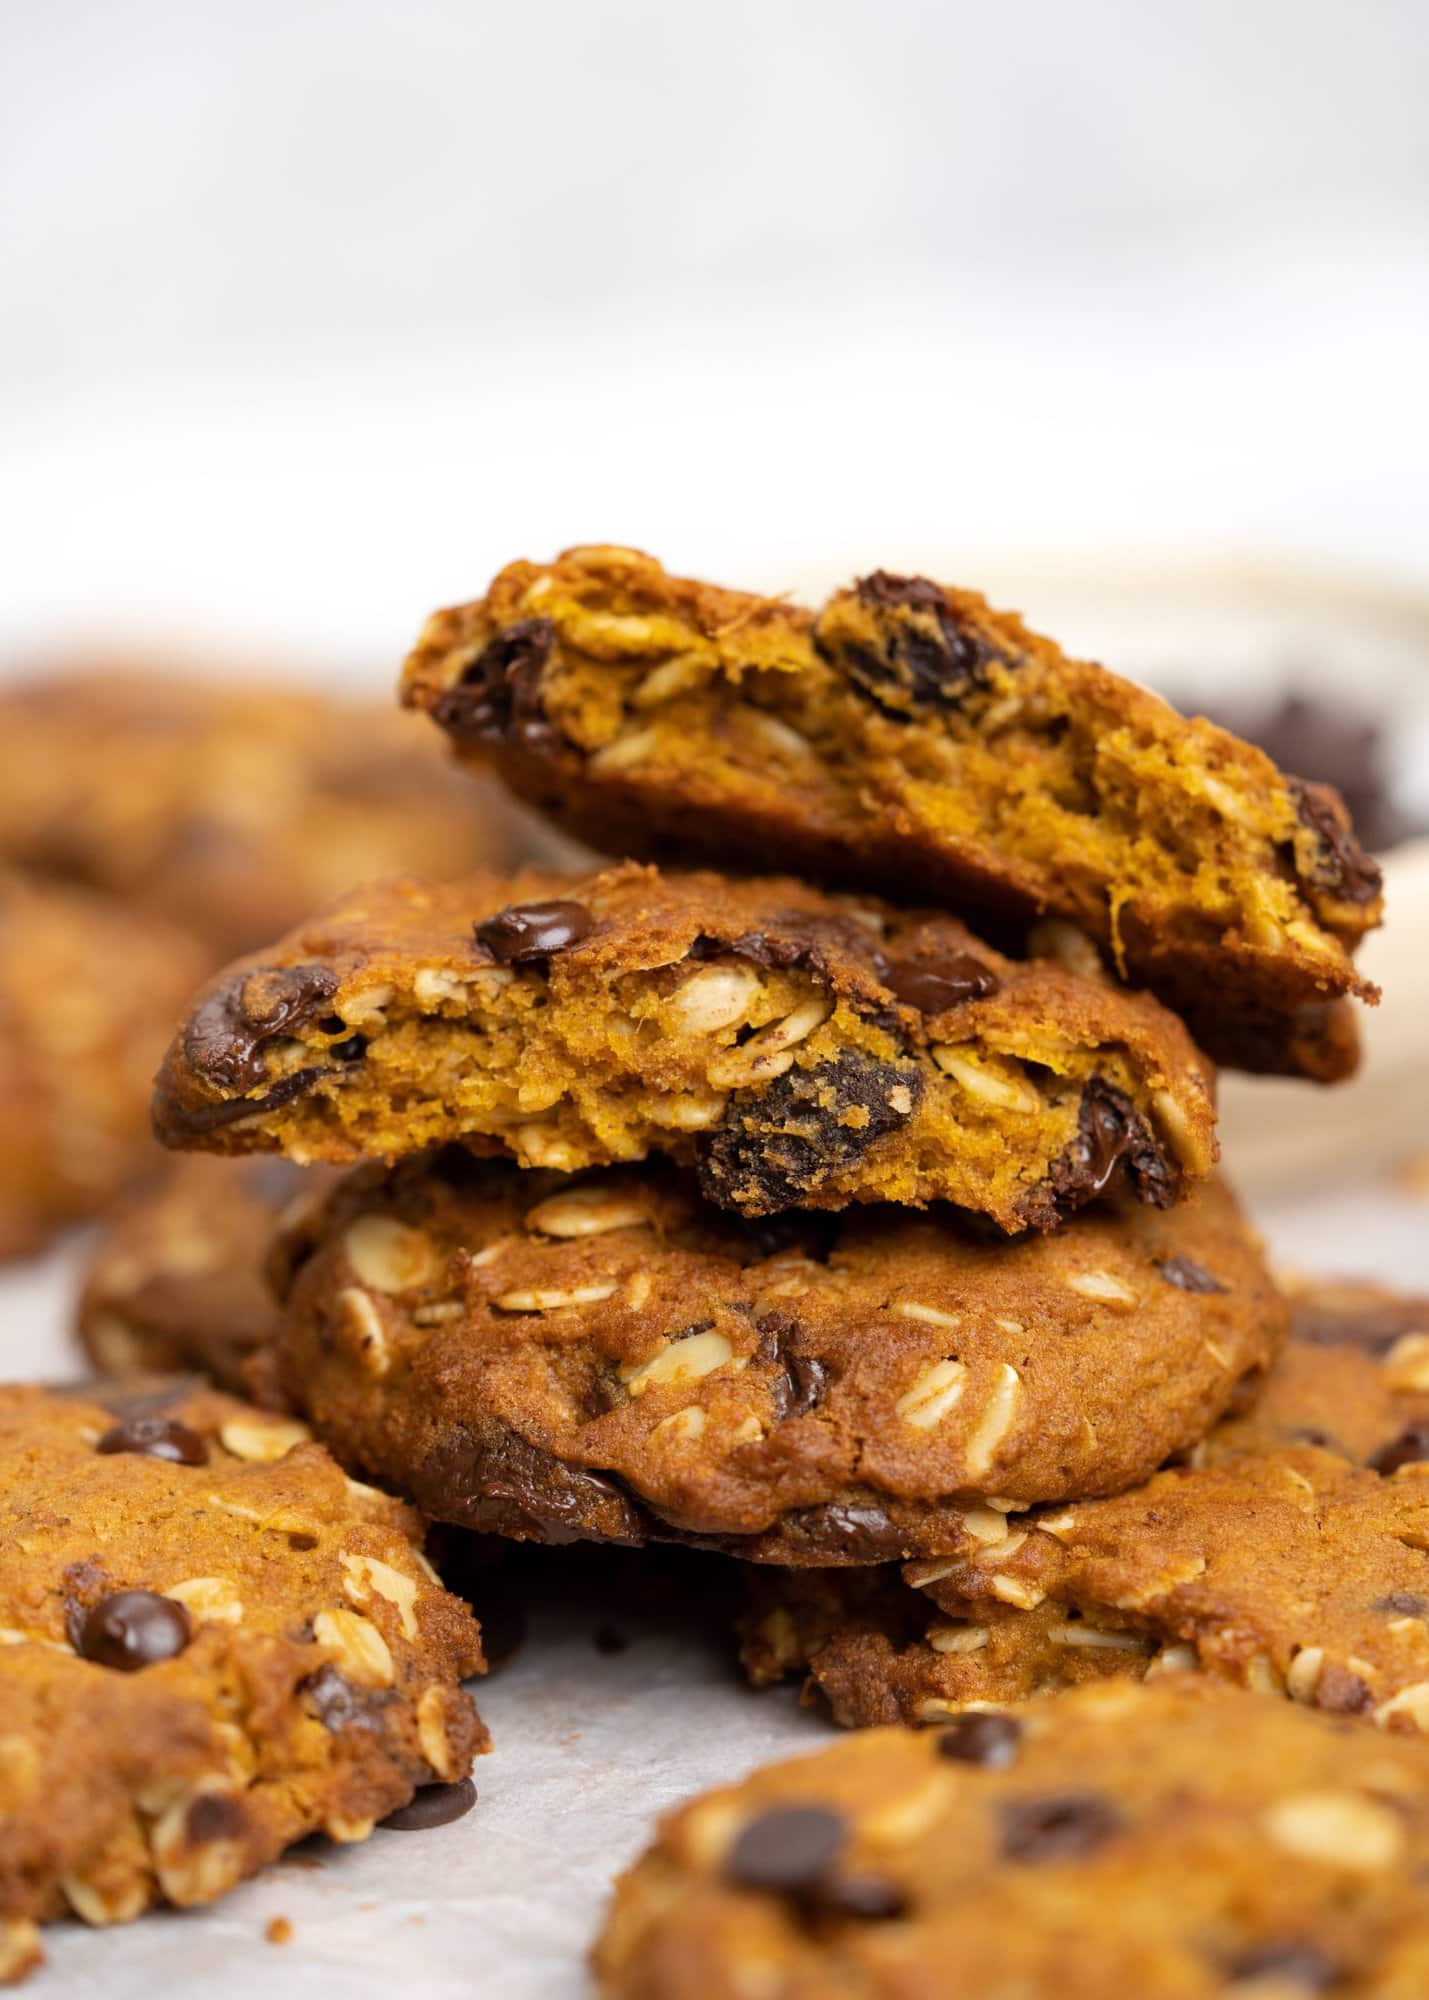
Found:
[78,1156,340,1392]
[0,667,523,961]
[594,1675,1429,1999]
[742,1281,1429,1727]
[0,872,209,1260]
[151,862,1217,1232]
[402,546,1382,1082]
[0,1382,487,1982]
[267,1156,1281,1559]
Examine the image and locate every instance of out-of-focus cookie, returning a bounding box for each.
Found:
[0,873,208,1260]
[152,863,1218,1233]
[595,1675,1429,1999]
[0,666,528,961]
[0,1381,487,1984]
[77,1157,338,1392]
[742,1281,1429,1726]
[402,545,1382,1079]
[267,1155,1282,1560]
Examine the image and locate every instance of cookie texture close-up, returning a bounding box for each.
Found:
[151,862,1218,1232]
[0,872,210,1261]
[268,1155,1282,1560]
[401,545,1383,1080]
[742,1281,1429,1725]
[77,1156,339,1393]
[0,666,525,961]
[594,1674,1429,1999]
[0,1381,487,1984]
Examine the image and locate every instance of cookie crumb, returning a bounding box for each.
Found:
[266,1917,293,1946]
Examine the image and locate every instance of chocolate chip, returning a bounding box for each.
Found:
[725,1805,848,1894]
[431,619,558,749]
[77,1590,191,1671]
[937,1712,1022,1769]
[1377,1592,1428,1617]
[378,1778,478,1831]
[302,1663,392,1733]
[328,1034,368,1063]
[757,1310,829,1421]
[1155,1255,1227,1295]
[813,1874,907,1920]
[1291,778,1383,908]
[96,1415,208,1466]
[473,899,593,966]
[414,1423,650,1546]
[1315,1662,1374,1714]
[775,1500,910,1563]
[185,1792,247,1843]
[884,952,1000,1016]
[1046,1077,1177,1218]
[697,1051,922,1215]
[1224,1940,1338,1989]
[999,1791,1125,1862]
[166,1064,334,1136]
[822,572,1010,720]
[1371,1424,1429,1474]
[183,963,341,1094]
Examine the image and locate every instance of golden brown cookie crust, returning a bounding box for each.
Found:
[152,863,1217,1232]
[595,1676,1429,2000]
[269,1158,1281,1559]
[743,1283,1429,1726]
[402,546,1382,1081]
[0,1383,486,1979]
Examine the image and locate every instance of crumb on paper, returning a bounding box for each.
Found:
[266,1917,294,1947]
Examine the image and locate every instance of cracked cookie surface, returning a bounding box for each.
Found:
[595,1675,1429,2000]
[0,873,209,1260]
[78,1156,339,1393]
[0,1382,486,1984]
[152,862,1216,1232]
[0,666,522,961]
[268,1157,1281,1560]
[742,1281,1429,1725]
[402,546,1382,1081]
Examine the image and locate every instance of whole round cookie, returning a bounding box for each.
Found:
[78,1156,339,1392]
[0,872,209,1260]
[152,861,1218,1233]
[742,1281,1429,1724]
[594,1675,1429,1999]
[401,545,1382,1080]
[0,1382,487,1983]
[270,1155,1283,1561]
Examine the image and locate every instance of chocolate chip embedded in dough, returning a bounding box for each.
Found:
[301,1662,392,1733]
[1291,778,1383,908]
[182,963,341,1095]
[96,1415,208,1466]
[76,1590,191,1672]
[1156,1255,1228,1295]
[999,1790,1125,1863]
[724,1804,848,1894]
[1370,1424,1429,1475]
[884,952,1001,1016]
[1047,1077,1177,1216]
[937,1712,1022,1769]
[823,572,1011,720]
[473,900,594,966]
[430,618,557,749]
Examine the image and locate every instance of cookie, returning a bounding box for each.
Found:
[401,546,1382,1080]
[152,862,1217,1232]
[594,1674,1429,1999]
[0,666,523,961]
[77,1157,339,1392]
[742,1281,1429,1726]
[0,1381,487,1982]
[267,1155,1281,1561]
[0,873,209,1260]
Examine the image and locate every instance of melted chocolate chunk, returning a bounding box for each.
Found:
[1291,778,1383,907]
[938,1712,1022,1769]
[302,1662,392,1733]
[473,899,593,965]
[697,1052,922,1216]
[431,619,558,749]
[77,1590,191,1671]
[1155,1254,1227,1294]
[166,1063,335,1135]
[884,951,1000,1016]
[725,1805,848,1894]
[328,1033,368,1063]
[1224,1940,1338,1989]
[183,963,340,1094]
[1370,1423,1429,1475]
[1047,1077,1177,1216]
[416,1424,649,1546]
[379,1778,478,1831]
[999,1791,1125,1863]
[758,1311,830,1421]
[97,1414,208,1466]
[775,1501,910,1563]
[822,572,1011,719]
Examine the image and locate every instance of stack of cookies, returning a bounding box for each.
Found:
[8,546,1419,1990]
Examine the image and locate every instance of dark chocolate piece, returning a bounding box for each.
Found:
[938,1712,1022,1769]
[183,963,340,1094]
[76,1590,191,1672]
[698,1052,921,1216]
[999,1791,1125,1863]
[431,619,557,749]
[378,1778,478,1830]
[473,899,593,965]
[96,1414,208,1467]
